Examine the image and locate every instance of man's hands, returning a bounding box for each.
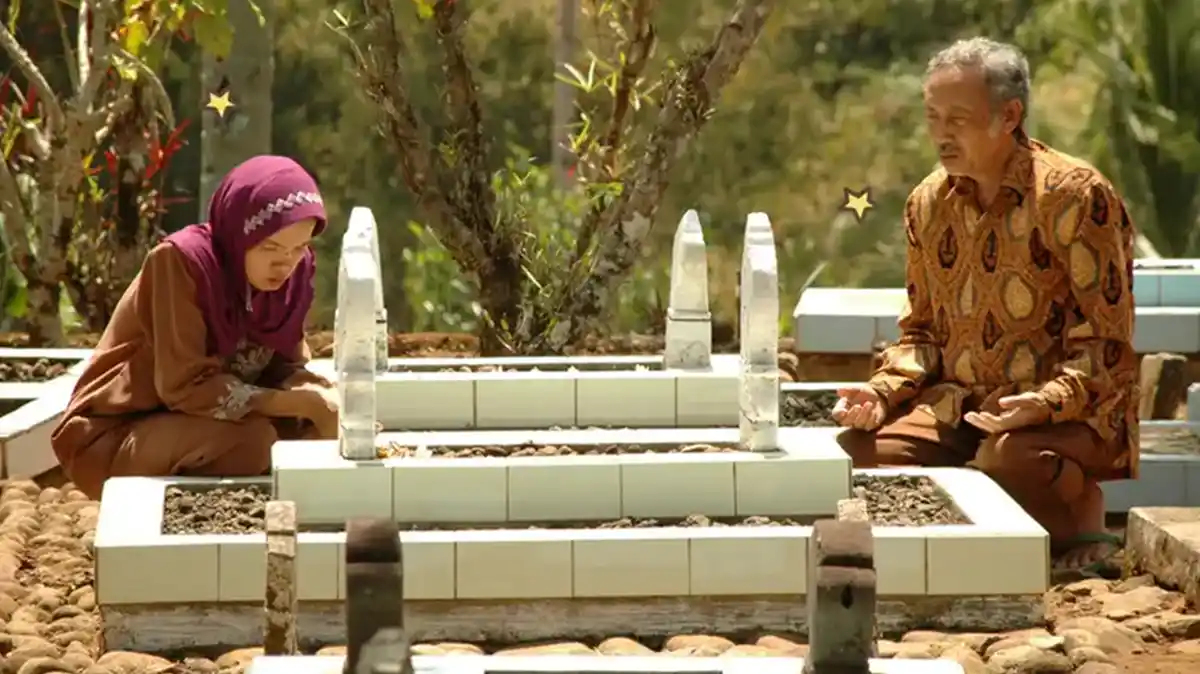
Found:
[964,392,1049,434]
[832,384,888,431]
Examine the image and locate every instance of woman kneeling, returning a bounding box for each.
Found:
[53,155,340,499]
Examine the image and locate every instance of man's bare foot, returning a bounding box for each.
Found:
[1051,481,1122,578]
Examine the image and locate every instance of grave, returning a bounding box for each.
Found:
[307,211,738,430]
[1125,506,1200,608]
[93,212,1048,654]
[239,512,967,673]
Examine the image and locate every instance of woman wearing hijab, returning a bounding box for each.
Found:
[52,155,340,499]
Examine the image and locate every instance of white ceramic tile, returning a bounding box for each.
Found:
[1186,460,1200,506]
[98,538,220,604]
[619,453,736,517]
[272,443,394,524]
[95,477,167,544]
[734,428,850,515]
[1189,385,1200,423]
[3,412,59,478]
[925,528,1047,595]
[400,533,456,600]
[246,656,966,674]
[507,456,621,521]
[1159,272,1200,307]
[218,537,266,601]
[874,529,928,595]
[474,374,577,428]
[573,529,690,597]
[688,528,807,595]
[376,376,475,429]
[576,372,677,427]
[1133,273,1162,306]
[674,366,738,427]
[297,534,342,600]
[455,531,572,599]
[391,458,508,522]
[795,314,876,353]
[1102,457,1191,511]
[1133,308,1200,353]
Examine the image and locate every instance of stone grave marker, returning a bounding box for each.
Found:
[337,246,378,460]
[665,210,712,369]
[739,212,780,451]
[347,207,389,372]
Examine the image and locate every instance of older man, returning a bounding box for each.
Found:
[836,37,1137,576]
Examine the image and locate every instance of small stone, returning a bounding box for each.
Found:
[1096,585,1173,620]
[939,645,987,674]
[213,647,263,670]
[663,635,734,654]
[721,645,778,657]
[496,642,594,655]
[1110,574,1157,593]
[755,635,805,655]
[1123,610,1200,639]
[1073,663,1121,674]
[986,644,1072,672]
[1064,578,1112,596]
[93,651,174,674]
[1068,646,1112,667]
[596,637,654,656]
[1169,639,1200,655]
[316,646,346,656]
[1055,616,1146,655]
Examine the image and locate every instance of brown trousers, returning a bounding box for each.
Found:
[72,414,328,498]
[838,406,1107,545]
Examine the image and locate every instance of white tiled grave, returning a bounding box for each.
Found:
[1103,421,1200,512]
[95,466,1047,652]
[245,655,966,674]
[0,359,87,479]
[792,288,1200,354]
[310,354,743,430]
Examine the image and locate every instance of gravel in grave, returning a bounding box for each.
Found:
[160,475,967,536]
[781,390,837,427]
[378,442,738,458]
[0,357,73,382]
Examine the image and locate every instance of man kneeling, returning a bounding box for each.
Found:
[836,37,1137,577]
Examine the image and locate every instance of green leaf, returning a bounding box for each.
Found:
[192,12,234,60]
[413,0,434,20]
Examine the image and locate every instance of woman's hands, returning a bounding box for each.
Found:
[292,383,340,438]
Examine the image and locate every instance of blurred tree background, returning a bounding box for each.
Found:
[2,0,1197,346]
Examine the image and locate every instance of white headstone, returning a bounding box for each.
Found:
[665,210,712,369]
[336,246,378,460]
[346,207,388,372]
[739,212,780,451]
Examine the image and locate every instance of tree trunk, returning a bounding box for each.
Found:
[24,275,64,345]
[199,0,275,215]
[475,258,524,356]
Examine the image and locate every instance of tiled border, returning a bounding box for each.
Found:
[0,363,85,479]
[0,347,94,361]
[95,466,1046,609]
[245,655,966,674]
[273,426,852,524]
[791,288,1200,353]
[348,354,742,430]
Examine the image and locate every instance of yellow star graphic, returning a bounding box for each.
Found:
[206,91,234,118]
[841,187,874,221]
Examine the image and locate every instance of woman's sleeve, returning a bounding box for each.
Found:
[257,339,332,390]
[134,244,265,420]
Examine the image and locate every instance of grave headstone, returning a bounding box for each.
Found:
[739,212,780,451]
[347,207,389,373]
[337,247,378,460]
[344,519,410,674]
[804,517,877,674]
[665,210,713,369]
[263,501,298,655]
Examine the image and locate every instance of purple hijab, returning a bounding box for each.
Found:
[165,155,327,357]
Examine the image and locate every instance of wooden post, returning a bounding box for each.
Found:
[344,519,409,674]
[263,500,298,655]
[1138,353,1189,420]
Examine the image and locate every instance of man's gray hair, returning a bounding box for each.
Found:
[927,37,1031,128]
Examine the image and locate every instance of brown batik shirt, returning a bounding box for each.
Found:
[868,135,1140,479]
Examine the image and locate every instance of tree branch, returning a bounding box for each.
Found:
[354,0,489,273]
[431,0,500,254]
[573,0,657,259]
[554,0,775,344]
[0,24,66,128]
[78,0,115,111]
[53,0,81,92]
[0,156,38,277]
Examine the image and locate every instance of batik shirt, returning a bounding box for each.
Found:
[868,134,1140,479]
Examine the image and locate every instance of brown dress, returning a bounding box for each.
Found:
[51,243,332,499]
[840,135,1139,544]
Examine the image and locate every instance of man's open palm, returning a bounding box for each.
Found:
[832,384,887,431]
[964,392,1049,434]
